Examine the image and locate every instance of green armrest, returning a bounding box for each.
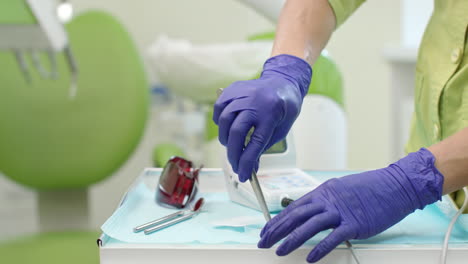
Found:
[205,107,219,142]
[454,190,468,214]
[153,143,186,167]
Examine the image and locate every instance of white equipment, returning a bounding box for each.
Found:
[223,133,321,212]
[292,94,347,170]
[235,0,285,22]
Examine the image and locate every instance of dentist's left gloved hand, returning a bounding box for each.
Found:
[258,148,444,263]
[213,54,312,182]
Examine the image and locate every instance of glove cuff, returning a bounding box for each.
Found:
[393,148,444,210]
[262,54,313,98]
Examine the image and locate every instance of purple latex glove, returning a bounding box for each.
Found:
[213,54,312,182]
[258,148,444,263]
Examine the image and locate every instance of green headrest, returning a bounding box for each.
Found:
[0,11,149,189]
[0,0,36,24]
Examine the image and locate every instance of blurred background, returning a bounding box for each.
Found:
[0,0,432,256]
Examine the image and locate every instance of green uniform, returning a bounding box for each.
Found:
[328,0,467,152]
[328,0,468,207]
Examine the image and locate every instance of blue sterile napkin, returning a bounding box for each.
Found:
[101,172,468,245]
[101,182,267,244]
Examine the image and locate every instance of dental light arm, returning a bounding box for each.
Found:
[235,0,285,23]
[0,0,78,97]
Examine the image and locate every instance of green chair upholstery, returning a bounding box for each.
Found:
[0,231,100,264]
[205,107,219,142]
[0,0,36,24]
[0,11,148,189]
[153,142,185,167]
[246,31,275,41]
[0,10,148,264]
[454,191,468,214]
[309,54,344,107]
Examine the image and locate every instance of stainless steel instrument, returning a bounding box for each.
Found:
[250,171,271,221]
[217,87,271,222]
[134,197,205,235]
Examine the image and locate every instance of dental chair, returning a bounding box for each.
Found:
[0,10,148,264]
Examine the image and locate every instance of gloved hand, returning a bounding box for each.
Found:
[213,54,312,182]
[258,148,444,263]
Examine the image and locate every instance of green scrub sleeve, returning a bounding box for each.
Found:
[327,0,366,28]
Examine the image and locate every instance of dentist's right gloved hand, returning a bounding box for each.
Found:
[258,148,444,263]
[213,54,312,182]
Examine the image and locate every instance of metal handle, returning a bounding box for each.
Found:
[133,211,183,233]
[144,212,196,235]
[31,51,58,79]
[14,50,31,84]
[216,87,271,222]
[64,45,79,98]
[250,171,271,221]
